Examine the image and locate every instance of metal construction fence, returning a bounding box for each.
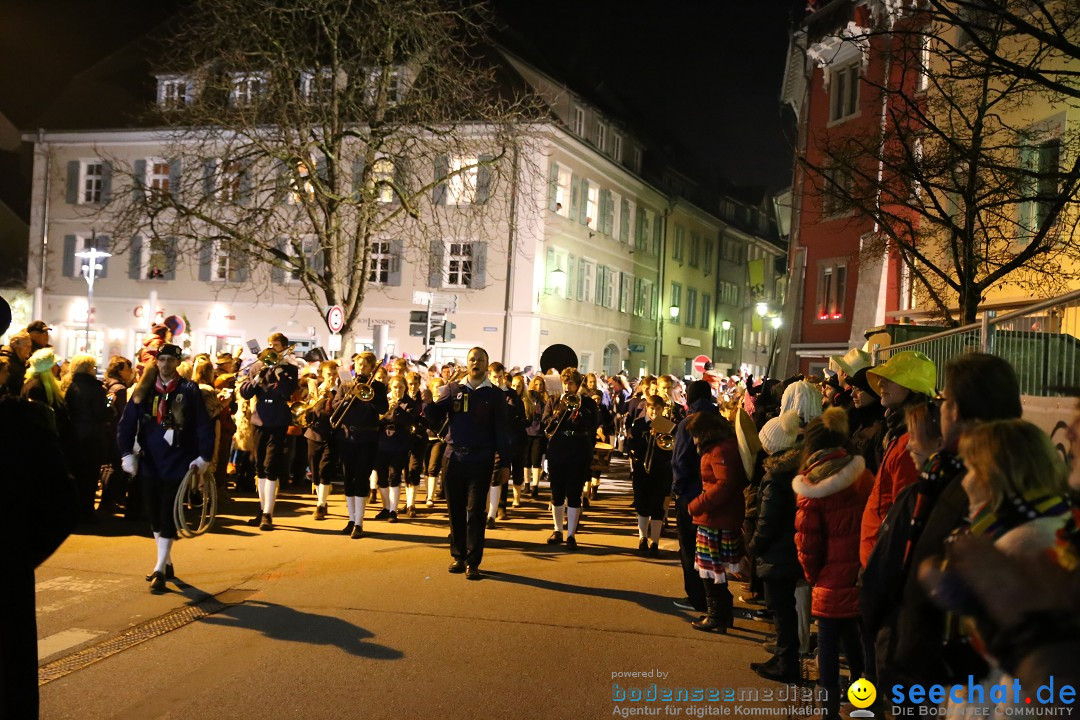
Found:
[872,289,1080,397]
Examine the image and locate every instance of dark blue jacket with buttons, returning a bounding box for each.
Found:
[423,381,511,463]
[239,364,299,429]
[671,396,718,500]
[118,378,214,483]
[378,394,421,455]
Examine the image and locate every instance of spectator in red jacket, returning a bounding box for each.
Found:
[686,411,747,633]
[860,351,936,566]
[793,407,873,719]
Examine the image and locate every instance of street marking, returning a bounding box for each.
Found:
[38,629,105,659]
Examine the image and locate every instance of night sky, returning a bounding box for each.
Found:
[0,0,803,193]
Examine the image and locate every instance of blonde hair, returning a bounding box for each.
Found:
[959,419,1068,512]
[61,354,98,392]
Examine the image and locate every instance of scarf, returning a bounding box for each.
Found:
[800,447,853,484]
[902,449,966,569]
[153,375,180,425]
[968,490,1072,542]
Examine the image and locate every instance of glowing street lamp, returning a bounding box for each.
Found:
[74,231,111,354]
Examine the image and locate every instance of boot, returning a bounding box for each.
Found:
[750,654,800,683]
[691,583,728,634]
[819,686,840,720]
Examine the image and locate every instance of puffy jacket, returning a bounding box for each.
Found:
[793,454,873,618]
[860,410,919,567]
[687,437,747,531]
[746,446,803,580]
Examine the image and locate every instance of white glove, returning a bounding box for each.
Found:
[189,457,210,473]
[121,454,138,475]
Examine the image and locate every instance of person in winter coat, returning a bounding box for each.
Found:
[793,407,873,719]
[747,409,804,682]
[62,355,112,521]
[845,368,885,475]
[523,374,549,498]
[685,411,748,633]
[0,330,31,397]
[860,351,936,566]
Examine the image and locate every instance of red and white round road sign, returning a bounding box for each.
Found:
[326,305,345,334]
[693,355,711,374]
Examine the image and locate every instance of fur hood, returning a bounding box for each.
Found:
[792,455,866,499]
[764,446,803,475]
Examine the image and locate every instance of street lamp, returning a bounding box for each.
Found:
[74,230,111,355]
[756,302,769,317]
[720,319,731,331]
[765,315,783,379]
[669,305,680,320]
[549,267,566,296]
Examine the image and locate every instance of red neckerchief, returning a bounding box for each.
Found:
[154,375,180,424]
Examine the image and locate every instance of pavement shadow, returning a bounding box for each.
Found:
[485,569,684,618]
[200,600,404,660]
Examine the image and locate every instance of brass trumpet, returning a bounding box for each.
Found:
[257,344,296,367]
[543,392,581,439]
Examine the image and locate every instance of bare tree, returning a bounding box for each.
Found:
[802,3,1080,325]
[105,0,540,349]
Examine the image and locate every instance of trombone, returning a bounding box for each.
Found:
[643,401,677,473]
[328,377,377,429]
[543,392,581,439]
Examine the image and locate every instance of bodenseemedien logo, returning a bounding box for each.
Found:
[848,678,877,718]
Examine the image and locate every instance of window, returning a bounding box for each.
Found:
[579,260,595,303]
[217,160,244,203]
[1018,139,1061,243]
[822,165,855,217]
[633,277,645,317]
[619,272,629,313]
[289,160,314,204]
[916,35,931,92]
[157,76,192,108]
[829,61,860,122]
[572,106,586,136]
[373,158,395,204]
[368,240,392,284]
[718,281,740,307]
[596,122,607,151]
[673,225,685,263]
[554,166,572,217]
[141,237,170,280]
[367,66,402,105]
[632,147,643,173]
[645,279,656,319]
[689,232,701,268]
[701,294,711,330]
[636,206,652,252]
[444,242,474,287]
[213,241,240,282]
[721,239,742,264]
[620,198,633,244]
[607,191,620,238]
[145,159,170,199]
[602,267,616,308]
[718,325,735,349]
[816,261,848,321]
[230,72,266,106]
[301,68,334,101]
[612,133,623,163]
[80,161,106,204]
[670,282,682,324]
[585,183,599,230]
[447,155,479,205]
[685,288,698,328]
[703,236,714,275]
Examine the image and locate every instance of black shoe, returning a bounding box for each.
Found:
[582,496,590,508]
[259,513,273,531]
[466,565,482,580]
[341,521,354,535]
[374,508,391,521]
[350,525,364,539]
[547,530,563,545]
[750,655,801,683]
[145,563,174,582]
[148,571,166,592]
[387,510,398,523]
[406,506,416,519]
[648,542,659,558]
[691,614,728,633]
[246,513,262,527]
[565,535,577,550]
[486,517,496,530]
[637,537,649,555]
[313,505,327,520]
[448,559,466,574]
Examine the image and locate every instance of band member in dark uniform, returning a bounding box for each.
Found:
[239,332,299,530]
[524,375,550,498]
[374,375,420,522]
[333,351,388,538]
[543,368,599,550]
[304,361,339,520]
[628,395,673,556]
[118,344,214,591]
[486,362,525,527]
[423,347,511,579]
[403,371,428,517]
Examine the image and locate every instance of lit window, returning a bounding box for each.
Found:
[81,161,105,204]
[368,240,392,284]
[445,242,473,287]
[816,261,847,321]
[555,166,571,217]
[230,72,266,107]
[447,156,478,205]
[585,184,599,230]
[373,158,395,204]
[217,160,244,203]
[157,76,192,108]
[141,237,169,280]
[301,68,334,101]
[146,159,170,198]
[289,161,314,204]
[573,106,586,136]
[213,241,239,282]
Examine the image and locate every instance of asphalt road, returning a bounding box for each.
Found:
[35,458,812,720]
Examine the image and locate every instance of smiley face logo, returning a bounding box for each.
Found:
[848,678,877,709]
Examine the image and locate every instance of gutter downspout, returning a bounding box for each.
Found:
[655,203,672,376]
[501,146,520,364]
[34,128,50,319]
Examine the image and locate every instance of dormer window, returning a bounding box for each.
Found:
[572,106,586,136]
[230,72,267,107]
[157,75,193,108]
[367,66,402,105]
[301,68,334,101]
[596,122,607,151]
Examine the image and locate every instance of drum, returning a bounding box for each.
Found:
[591,442,613,473]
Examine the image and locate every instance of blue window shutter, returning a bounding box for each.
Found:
[433,155,448,205]
[203,159,217,200]
[468,242,486,289]
[164,237,177,280]
[579,179,589,225]
[66,161,80,204]
[596,264,605,305]
[63,235,76,277]
[653,213,662,255]
[132,159,147,201]
[96,236,110,278]
[476,155,492,204]
[547,162,559,212]
[620,198,630,243]
[570,175,580,219]
[271,238,286,284]
[352,157,366,200]
[393,157,409,205]
[307,239,325,277]
[168,159,182,201]
[576,260,586,299]
[235,255,249,283]
[546,247,555,288]
[129,236,143,279]
[100,162,113,203]
[566,255,575,300]
[428,239,444,287]
[198,240,212,281]
[388,237,404,286]
[238,167,253,205]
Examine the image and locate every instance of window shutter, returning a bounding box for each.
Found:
[570,175,580,220]
[547,161,559,212]
[567,255,575,300]
[203,159,217,200]
[601,190,614,235]
[129,236,143,279]
[475,155,492,204]
[271,238,286,284]
[352,157,366,200]
[393,157,409,206]
[238,167,253,205]
[235,256,250,283]
[469,241,487,289]
[428,239,444,287]
[168,159,182,201]
[595,265,605,306]
[620,198,630,243]
[576,260,586,300]
[388,237,404,286]
[198,240,213,281]
[579,179,589,225]
[308,239,325,277]
[164,237,177,280]
[132,159,147,201]
[100,162,113,203]
[433,155,448,205]
[96,235,110,278]
[546,247,555,288]
[652,213,662,255]
[63,235,76,277]
[66,161,80,204]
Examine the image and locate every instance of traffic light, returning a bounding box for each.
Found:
[408,310,429,337]
[442,320,456,342]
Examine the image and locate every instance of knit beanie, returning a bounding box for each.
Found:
[803,407,850,453]
[759,410,801,455]
[28,347,56,375]
[780,380,823,425]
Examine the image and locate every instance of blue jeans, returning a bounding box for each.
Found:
[816,616,864,690]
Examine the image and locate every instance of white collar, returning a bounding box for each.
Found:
[464,377,494,390]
